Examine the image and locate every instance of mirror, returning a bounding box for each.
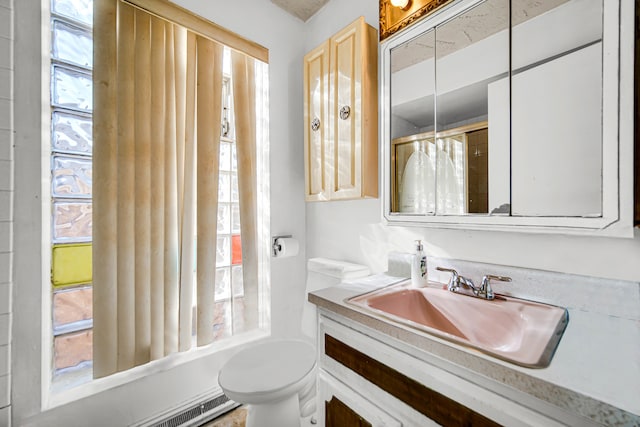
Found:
[434,0,509,215]
[391,30,436,214]
[511,0,603,217]
[385,0,608,221]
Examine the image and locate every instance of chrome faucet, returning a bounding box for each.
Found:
[436,267,511,300]
[480,274,512,300]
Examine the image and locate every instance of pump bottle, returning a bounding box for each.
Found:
[411,240,428,287]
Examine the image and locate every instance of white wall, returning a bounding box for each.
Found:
[0,0,12,425]
[305,0,640,283]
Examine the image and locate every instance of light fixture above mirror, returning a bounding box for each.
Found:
[379,0,454,40]
[390,0,411,10]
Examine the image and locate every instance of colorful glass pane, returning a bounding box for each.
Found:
[53,201,92,242]
[231,234,242,265]
[52,0,93,27]
[52,20,93,68]
[52,66,92,112]
[54,330,93,370]
[53,286,92,330]
[52,155,92,198]
[52,111,92,154]
[52,243,92,287]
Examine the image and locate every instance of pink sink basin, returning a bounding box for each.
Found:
[347,284,568,368]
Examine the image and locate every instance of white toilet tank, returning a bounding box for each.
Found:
[301,258,370,342]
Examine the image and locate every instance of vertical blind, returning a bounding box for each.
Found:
[93,0,266,378]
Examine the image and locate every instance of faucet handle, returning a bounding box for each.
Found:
[436,267,459,291]
[481,274,512,299]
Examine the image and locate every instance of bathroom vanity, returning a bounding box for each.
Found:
[309,260,640,426]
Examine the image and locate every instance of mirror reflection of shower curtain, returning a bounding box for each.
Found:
[436,136,466,214]
[398,136,466,214]
[399,150,436,213]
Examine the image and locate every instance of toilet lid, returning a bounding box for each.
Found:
[219,339,316,395]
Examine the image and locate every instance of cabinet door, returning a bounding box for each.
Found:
[304,40,330,201]
[328,19,363,200]
[327,17,378,200]
[326,397,371,427]
[318,371,402,427]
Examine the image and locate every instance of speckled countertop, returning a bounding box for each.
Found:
[309,263,640,427]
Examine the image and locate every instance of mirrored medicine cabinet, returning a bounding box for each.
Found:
[380,0,635,236]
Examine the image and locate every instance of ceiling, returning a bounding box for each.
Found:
[269,0,330,21]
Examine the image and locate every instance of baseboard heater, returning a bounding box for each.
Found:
[133,391,239,427]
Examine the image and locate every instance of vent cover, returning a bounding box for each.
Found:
[135,393,238,427]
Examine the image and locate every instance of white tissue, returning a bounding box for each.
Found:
[307,257,370,279]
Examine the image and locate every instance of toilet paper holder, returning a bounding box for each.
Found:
[272,235,292,256]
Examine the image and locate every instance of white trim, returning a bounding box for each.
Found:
[13,0,51,418]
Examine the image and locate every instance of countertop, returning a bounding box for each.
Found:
[309,273,640,426]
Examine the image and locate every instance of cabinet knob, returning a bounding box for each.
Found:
[311,117,321,132]
[339,105,351,120]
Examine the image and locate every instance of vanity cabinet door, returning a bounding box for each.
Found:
[303,17,378,202]
[318,371,402,427]
[326,397,371,427]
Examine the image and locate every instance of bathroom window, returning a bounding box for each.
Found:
[49,0,270,390]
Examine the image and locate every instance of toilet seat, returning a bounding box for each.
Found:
[219,339,316,404]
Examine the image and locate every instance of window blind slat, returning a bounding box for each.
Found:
[92,0,118,379]
[164,22,180,356]
[116,1,136,372]
[195,36,223,347]
[150,14,167,361]
[133,8,152,367]
[178,31,197,352]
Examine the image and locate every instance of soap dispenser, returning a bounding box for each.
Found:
[411,240,428,287]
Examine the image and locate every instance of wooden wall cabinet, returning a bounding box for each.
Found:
[303,17,378,202]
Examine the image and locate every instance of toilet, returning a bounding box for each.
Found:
[218,258,370,427]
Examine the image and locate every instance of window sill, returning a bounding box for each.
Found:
[45,328,270,410]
